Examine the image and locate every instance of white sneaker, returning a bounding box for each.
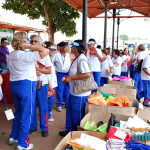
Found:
[56,107,62,112]
[48,118,54,122]
[17,144,33,150]
[8,138,17,145]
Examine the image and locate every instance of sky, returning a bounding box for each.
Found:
[0,1,150,44]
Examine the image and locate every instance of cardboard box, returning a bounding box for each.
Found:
[137,106,150,121]
[98,87,137,100]
[85,102,137,117]
[108,81,133,86]
[104,84,134,89]
[79,111,130,132]
[55,131,107,150]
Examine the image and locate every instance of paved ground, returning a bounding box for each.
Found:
[0,103,66,150]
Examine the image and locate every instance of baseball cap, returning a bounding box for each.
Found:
[58,42,68,47]
[1,38,8,43]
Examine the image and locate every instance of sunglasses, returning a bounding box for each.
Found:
[30,40,39,43]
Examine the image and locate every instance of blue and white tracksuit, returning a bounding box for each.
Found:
[7,49,43,148]
[65,54,91,133]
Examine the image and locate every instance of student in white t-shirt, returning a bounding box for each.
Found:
[59,40,91,137]
[86,38,103,93]
[52,42,71,112]
[46,43,58,122]
[100,49,113,87]
[140,54,150,107]
[7,32,49,150]
[29,35,52,138]
[130,44,147,100]
[112,49,122,78]
[129,47,137,80]
[120,51,127,76]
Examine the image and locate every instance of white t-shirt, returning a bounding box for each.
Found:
[87,48,103,72]
[69,54,91,97]
[121,55,127,72]
[112,56,122,76]
[37,55,52,85]
[7,50,42,81]
[141,55,150,80]
[47,60,58,88]
[135,51,147,62]
[52,51,70,73]
[101,57,113,78]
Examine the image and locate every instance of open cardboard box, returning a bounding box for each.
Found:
[55,131,107,150]
[137,106,150,122]
[98,87,136,100]
[78,111,131,132]
[108,80,133,86]
[103,83,135,89]
[85,102,137,117]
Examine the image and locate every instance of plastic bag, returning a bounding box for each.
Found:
[97,123,108,133]
[107,114,119,132]
[88,93,107,106]
[106,96,132,107]
[105,96,114,102]
[83,120,97,131]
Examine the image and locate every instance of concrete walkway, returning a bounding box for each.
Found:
[0,103,66,150]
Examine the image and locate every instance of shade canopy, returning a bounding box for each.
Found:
[0,21,46,32]
[64,0,150,18]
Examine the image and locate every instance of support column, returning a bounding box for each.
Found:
[103,0,109,48]
[112,8,116,56]
[13,29,15,37]
[82,0,88,48]
[117,17,120,49]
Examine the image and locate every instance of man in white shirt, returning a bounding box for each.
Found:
[138,54,150,107]
[52,42,70,112]
[86,38,103,93]
[131,44,147,100]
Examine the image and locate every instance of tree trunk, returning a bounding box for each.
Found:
[43,5,55,43]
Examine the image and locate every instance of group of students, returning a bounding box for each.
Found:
[4,31,150,150]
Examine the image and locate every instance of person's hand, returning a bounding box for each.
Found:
[132,48,137,54]
[20,44,31,49]
[62,76,72,83]
[36,68,42,76]
[85,47,89,52]
[93,51,98,57]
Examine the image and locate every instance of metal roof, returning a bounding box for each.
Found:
[0,21,46,32]
[64,0,150,18]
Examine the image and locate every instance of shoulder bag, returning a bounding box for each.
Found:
[74,59,98,93]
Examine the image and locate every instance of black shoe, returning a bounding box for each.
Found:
[136,96,140,103]
[42,131,49,137]
[29,129,37,135]
[59,131,68,137]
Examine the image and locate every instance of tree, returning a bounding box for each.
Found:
[120,34,129,41]
[2,0,80,42]
[0,29,13,33]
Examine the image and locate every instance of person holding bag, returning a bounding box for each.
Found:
[59,40,91,136]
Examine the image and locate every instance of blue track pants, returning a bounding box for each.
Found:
[56,72,70,107]
[92,72,100,93]
[66,95,88,133]
[100,77,109,87]
[10,80,32,148]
